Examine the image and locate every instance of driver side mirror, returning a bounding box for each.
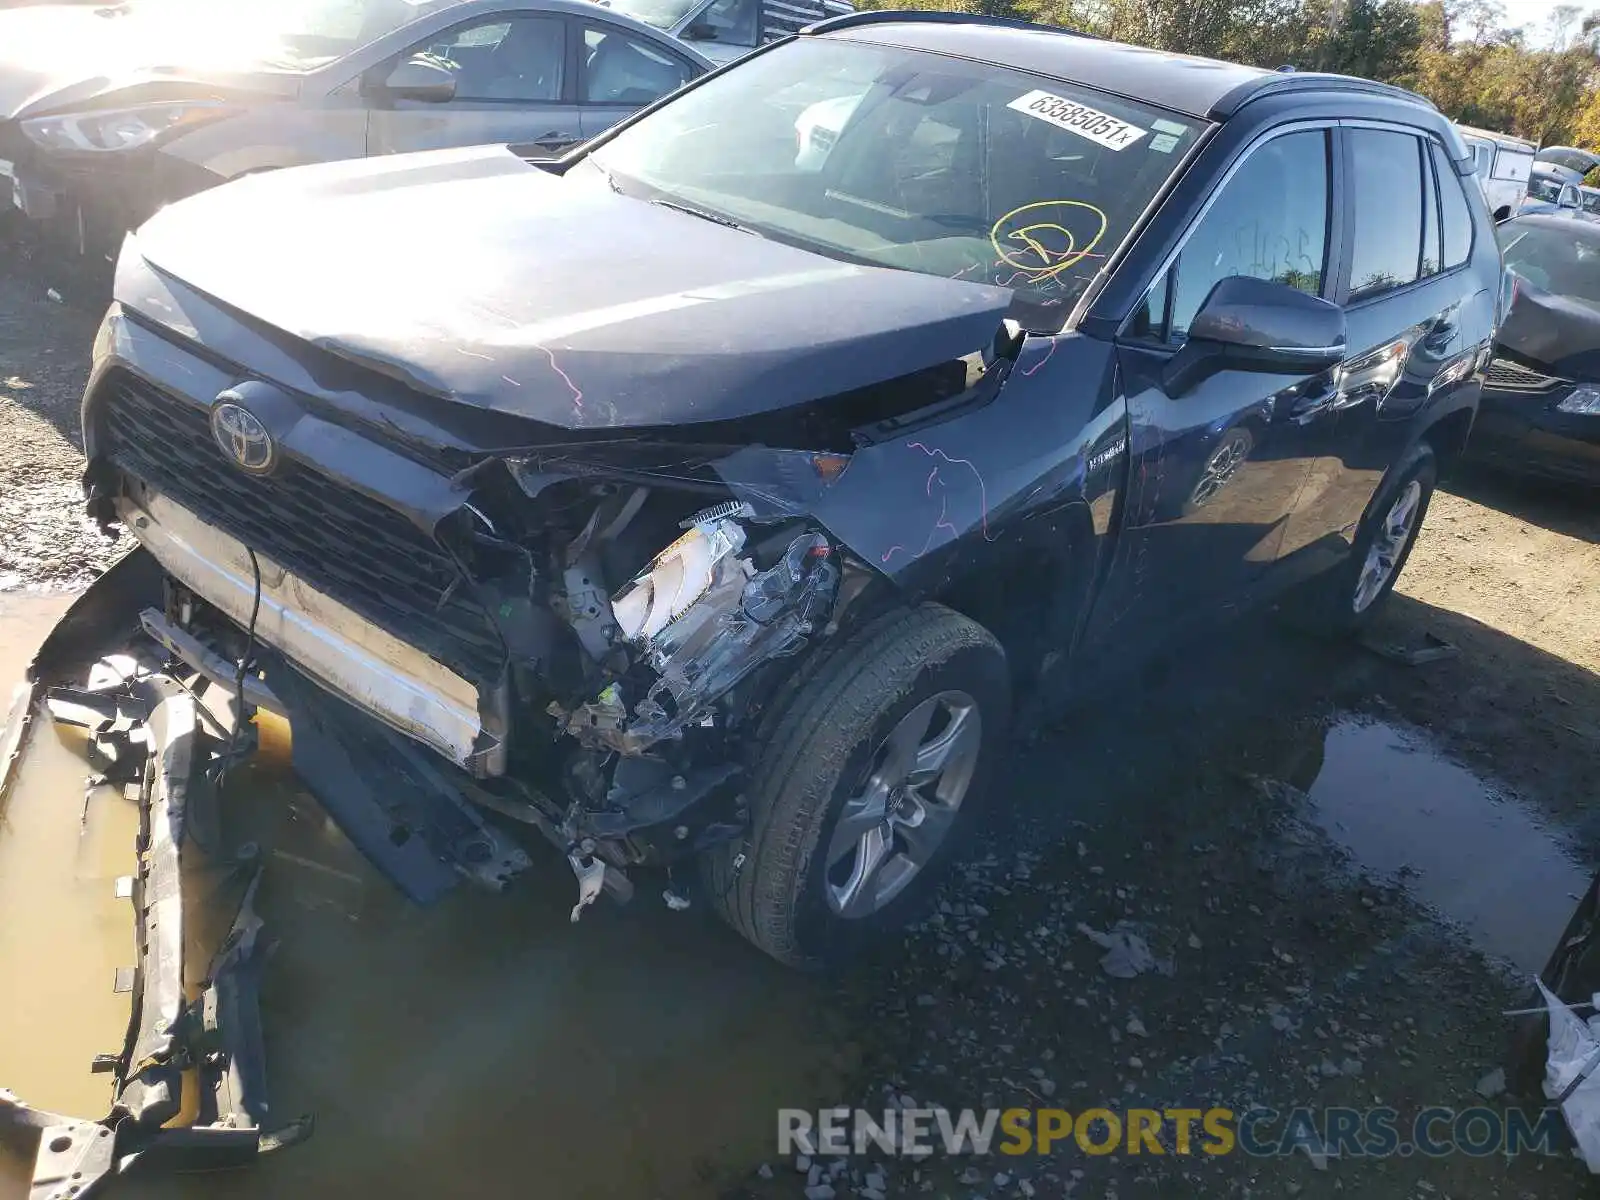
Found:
[381,56,457,103]
[1559,183,1583,211]
[683,20,718,39]
[1163,276,1347,397]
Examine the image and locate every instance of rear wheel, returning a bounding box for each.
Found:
[1307,444,1437,635]
[701,604,1009,969]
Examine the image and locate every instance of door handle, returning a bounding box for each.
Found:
[531,131,576,150]
[1287,372,1342,424]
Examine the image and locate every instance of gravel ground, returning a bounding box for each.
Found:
[0,273,119,590]
[1,259,1597,1200]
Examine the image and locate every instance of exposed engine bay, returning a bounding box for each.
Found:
[103,450,868,920]
[76,199,1038,927]
[559,504,841,754]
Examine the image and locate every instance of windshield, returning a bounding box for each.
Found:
[1528,174,1566,203]
[599,0,702,31]
[121,0,443,71]
[1499,222,1600,308]
[586,38,1203,328]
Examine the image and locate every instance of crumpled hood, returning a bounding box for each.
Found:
[128,144,1016,431]
[1499,278,1600,382]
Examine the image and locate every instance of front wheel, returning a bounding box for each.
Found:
[701,604,1010,969]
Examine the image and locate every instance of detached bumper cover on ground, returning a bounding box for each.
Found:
[0,557,310,1199]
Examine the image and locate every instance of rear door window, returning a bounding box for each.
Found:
[1348,128,1425,300]
[418,16,567,102]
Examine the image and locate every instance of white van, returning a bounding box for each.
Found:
[600,0,854,65]
[1455,124,1538,221]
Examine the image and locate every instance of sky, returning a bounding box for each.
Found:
[1495,0,1584,44]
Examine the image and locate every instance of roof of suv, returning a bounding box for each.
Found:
[805,14,1434,122]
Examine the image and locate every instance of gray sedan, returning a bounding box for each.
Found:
[0,0,710,265]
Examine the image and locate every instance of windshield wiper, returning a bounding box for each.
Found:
[650,197,764,238]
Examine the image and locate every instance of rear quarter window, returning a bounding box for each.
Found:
[1430,141,1475,270]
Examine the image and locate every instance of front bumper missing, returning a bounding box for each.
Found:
[115,488,501,776]
[0,571,310,1198]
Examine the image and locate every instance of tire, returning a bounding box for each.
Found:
[700,604,1010,969]
[1306,443,1437,636]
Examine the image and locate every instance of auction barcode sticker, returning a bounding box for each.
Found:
[1007,90,1148,151]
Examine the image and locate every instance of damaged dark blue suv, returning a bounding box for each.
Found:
[76,13,1497,970]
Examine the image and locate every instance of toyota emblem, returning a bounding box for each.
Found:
[210,400,276,474]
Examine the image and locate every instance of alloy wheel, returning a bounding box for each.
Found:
[1352,479,1423,613]
[824,690,982,918]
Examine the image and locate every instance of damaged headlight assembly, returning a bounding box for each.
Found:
[561,506,841,755]
[22,101,239,154]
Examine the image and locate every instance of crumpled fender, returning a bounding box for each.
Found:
[711,332,1128,602]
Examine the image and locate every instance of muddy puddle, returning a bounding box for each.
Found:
[0,590,136,1126]
[1300,715,1591,973]
[0,595,851,1200]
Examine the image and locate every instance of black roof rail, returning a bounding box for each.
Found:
[801,10,1097,39]
[1211,71,1437,119]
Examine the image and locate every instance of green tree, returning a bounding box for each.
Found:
[852,0,1600,151]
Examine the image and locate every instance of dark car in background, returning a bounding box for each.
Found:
[1536,144,1600,179]
[0,0,709,268]
[1471,214,1600,485]
[1517,165,1584,218]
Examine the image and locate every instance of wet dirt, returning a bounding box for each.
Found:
[1303,716,1591,974]
[130,717,855,1200]
[0,592,134,1122]
[2,264,1599,1198]
[1,597,852,1200]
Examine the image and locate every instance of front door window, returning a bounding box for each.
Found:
[416,16,566,102]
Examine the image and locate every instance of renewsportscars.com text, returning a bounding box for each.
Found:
[778,1105,1565,1160]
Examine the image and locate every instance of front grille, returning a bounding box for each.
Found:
[1484,356,1564,392]
[99,371,505,682]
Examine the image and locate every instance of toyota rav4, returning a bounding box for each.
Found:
[71,13,1495,972]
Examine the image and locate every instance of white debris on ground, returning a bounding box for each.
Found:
[1076,920,1175,979]
[1540,979,1600,1172]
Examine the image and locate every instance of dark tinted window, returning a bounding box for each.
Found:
[1128,268,1170,341]
[1168,129,1330,337]
[583,25,695,105]
[1431,141,1475,268]
[419,16,565,102]
[1421,141,1441,277]
[1350,129,1425,299]
[696,0,759,47]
